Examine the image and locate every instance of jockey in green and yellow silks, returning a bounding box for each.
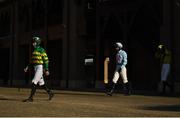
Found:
[23,36,54,102]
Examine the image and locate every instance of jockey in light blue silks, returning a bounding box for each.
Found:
[106,42,131,96]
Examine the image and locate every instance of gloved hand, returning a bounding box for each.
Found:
[44,70,50,76]
[24,66,28,72]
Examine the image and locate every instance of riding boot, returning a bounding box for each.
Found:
[124,82,131,96]
[23,83,37,102]
[42,84,54,100]
[162,81,166,94]
[106,82,116,96]
[164,81,174,93]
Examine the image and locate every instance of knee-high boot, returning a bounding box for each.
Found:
[23,83,37,102]
[42,84,54,100]
[162,81,166,94]
[106,82,116,96]
[124,82,131,96]
[164,81,174,93]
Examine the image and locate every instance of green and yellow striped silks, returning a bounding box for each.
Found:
[30,46,49,70]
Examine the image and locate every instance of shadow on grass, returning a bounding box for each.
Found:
[0,97,50,102]
[128,89,180,98]
[35,89,180,98]
[142,105,180,112]
[36,91,108,97]
[0,97,21,101]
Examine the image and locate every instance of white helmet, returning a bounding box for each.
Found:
[116,42,123,49]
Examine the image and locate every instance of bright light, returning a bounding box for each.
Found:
[85,58,94,65]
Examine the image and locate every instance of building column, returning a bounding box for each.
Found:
[68,0,79,88]
[172,0,180,90]
[62,0,69,88]
[10,0,19,86]
[160,0,172,46]
[62,0,86,88]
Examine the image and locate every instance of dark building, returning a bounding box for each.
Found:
[0,0,179,92]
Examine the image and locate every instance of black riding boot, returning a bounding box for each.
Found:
[42,84,54,100]
[106,82,116,96]
[23,83,37,102]
[165,81,174,93]
[162,81,166,94]
[124,82,131,96]
[163,81,174,94]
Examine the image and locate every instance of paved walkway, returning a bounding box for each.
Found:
[0,87,180,117]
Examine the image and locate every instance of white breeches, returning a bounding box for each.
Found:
[161,64,170,81]
[32,65,45,86]
[112,66,128,84]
